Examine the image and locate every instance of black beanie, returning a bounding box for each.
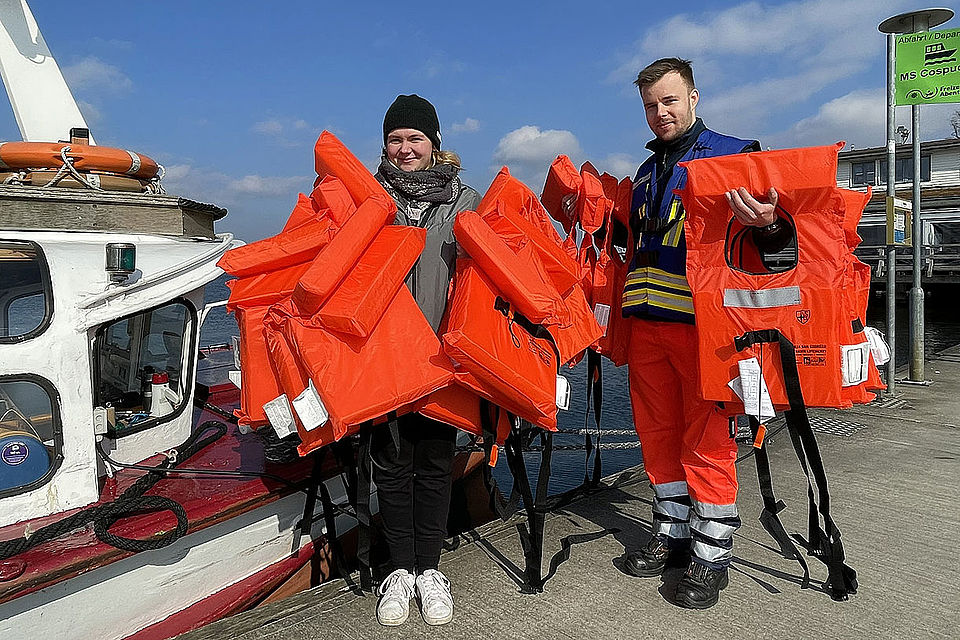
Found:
[383,94,442,150]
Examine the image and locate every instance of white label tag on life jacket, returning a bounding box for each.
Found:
[291,380,329,432]
[263,394,296,439]
[556,375,571,411]
[863,326,891,366]
[729,358,775,422]
[231,335,242,369]
[228,369,242,389]
[841,342,871,387]
[594,303,611,333]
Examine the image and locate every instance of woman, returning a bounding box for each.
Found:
[372,94,481,627]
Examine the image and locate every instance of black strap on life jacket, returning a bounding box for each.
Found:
[295,445,363,595]
[502,419,554,593]
[583,348,604,487]
[494,295,563,369]
[734,329,858,601]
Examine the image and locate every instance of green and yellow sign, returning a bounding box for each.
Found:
[895,27,960,105]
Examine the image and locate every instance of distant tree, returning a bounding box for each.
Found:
[952,110,960,139]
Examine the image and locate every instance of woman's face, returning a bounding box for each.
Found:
[385,128,434,172]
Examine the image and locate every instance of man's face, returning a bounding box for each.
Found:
[640,71,699,142]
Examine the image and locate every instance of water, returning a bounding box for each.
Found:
[201,276,960,498]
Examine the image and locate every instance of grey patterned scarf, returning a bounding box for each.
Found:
[377,154,462,206]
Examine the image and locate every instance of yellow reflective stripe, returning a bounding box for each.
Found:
[625,267,691,292]
[666,198,682,224]
[623,287,692,306]
[622,289,694,314]
[664,209,685,247]
[647,292,694,314]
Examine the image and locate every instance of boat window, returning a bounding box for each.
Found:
[0,376,63,498]
[95,300,195,438]
[0,241,53,343]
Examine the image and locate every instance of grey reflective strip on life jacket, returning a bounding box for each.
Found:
[723,286,801,309]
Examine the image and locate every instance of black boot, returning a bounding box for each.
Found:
[625,536,691,578]
[675,560,729,609]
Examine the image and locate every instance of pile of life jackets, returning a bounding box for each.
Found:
[540,155,635,367]
[217,132,602,458]
[445,168,603,432]
[680,142,887,413]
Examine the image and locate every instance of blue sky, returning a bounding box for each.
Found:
[2,0,958,242]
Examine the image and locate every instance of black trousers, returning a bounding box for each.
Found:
[371,413,456,573]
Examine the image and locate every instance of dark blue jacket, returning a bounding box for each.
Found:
[621,124,757,323]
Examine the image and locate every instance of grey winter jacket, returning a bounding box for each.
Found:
[376,175,481,332]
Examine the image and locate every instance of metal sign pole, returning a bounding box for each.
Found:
[879,7,955,393]
[909,96,924,382]
[885,32,897,396]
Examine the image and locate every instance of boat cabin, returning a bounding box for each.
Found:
[0,185,235,528]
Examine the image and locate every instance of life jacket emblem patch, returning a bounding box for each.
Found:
[796,309,811,324]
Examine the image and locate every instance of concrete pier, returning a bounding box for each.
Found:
[179,347,960,640]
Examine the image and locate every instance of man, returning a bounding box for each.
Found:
[621,57,792,609]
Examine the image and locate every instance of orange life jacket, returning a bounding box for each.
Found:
[590,175,634,366]
[443,260,561,431]
[451,170,601,364]
[540,154,582,234]
[540,156,634,366]
[681,143,882,410]
[218,185,345,428]
[267,285,455,455]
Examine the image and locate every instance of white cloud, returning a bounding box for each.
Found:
[62,56,132,93]
[613,0,914,82]
[764,91,960,150]
[451,117,480,133]
[492,125,583,189]
[601,153,639,179]
[229,174,310,197]
[161,163,310,203]
[250,116,319,147]
[252,119,284,135]
[417,54,466,79]
[768,88,884,149]
[609,0,917,135]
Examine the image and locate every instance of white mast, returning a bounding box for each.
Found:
[0,0,94,143]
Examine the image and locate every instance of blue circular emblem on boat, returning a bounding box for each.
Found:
[1,441,29,466]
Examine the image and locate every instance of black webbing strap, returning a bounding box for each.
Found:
[735,329,858,600]
[583,349,603,487]
[478,401,523,520]
[748,416,810,587]
[502,421,554,593]
[355,420,377,592]
[494,296,563,371]
[307,445,362,595]
[296,448,324,544]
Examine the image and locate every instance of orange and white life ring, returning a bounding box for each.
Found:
[0,141,161,180]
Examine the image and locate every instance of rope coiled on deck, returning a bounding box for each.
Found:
[0,421,226,560]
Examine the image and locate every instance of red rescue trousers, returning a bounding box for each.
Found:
[627,319,738,509]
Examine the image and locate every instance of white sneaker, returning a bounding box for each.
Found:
[376,569,415,626]
[416,569,454,626]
